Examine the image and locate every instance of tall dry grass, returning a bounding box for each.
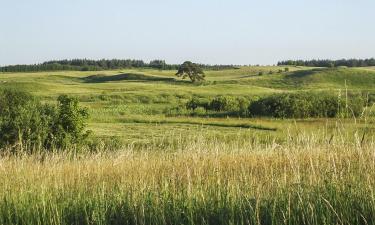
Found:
[0,129,374,225]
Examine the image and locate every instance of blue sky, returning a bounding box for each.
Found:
[0,0,374,66]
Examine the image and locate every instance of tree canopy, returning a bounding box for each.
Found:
[176,61,205,83]
[0,59,237,73]
[0,90,90,151]
[278,58,375,67]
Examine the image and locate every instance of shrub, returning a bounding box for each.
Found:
[0,90,90,151]
[183,96,254,117]
[186,97,209,110]
[164,105,191,116]
[237,96,251,116]
[0,90,48,150]
[209,96,239,112]
[249,92,364,118]
[192,107,207,116]
[49,95,90,149]
[366,93,375,105]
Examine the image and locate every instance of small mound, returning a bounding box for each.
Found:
[284,68,375,88]
[82,73,175,83]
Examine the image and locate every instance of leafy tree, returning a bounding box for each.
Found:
[209,96,239,112]
[48,95,90,148]
[186,97,209,110]
[0,90,90,151]
[176,61,205,83]
[0,90,46,149]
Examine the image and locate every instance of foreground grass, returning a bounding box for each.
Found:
[1,130,374,225]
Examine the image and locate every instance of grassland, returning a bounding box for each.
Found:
[1,65,375,144]
[1,131,375,225]
[1,66,375,224]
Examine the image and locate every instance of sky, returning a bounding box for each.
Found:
[0,0,374,66]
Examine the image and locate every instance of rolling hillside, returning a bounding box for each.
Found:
[0,66,374,144]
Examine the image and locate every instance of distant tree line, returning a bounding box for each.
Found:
[278,58,375,67]
[0,59,239,72]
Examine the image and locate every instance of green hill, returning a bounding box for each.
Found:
[283,67,375,89]
[1,66,374,144]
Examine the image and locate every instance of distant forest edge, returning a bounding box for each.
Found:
[0,59,239,72]
[1,58,375,73]
[278,58,375,68]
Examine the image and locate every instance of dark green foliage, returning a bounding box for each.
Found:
[0,90,90,151]
[186,97,210,110]
[206,96,253,116]
[0,59,238,72]
[176,61,205,83]
[278,58,375,67]
[191,107,207,116]
[237,96,252,116]
[184,96,252,117]
[249,92,364,118]
[0,90,48,149]
[209,96,240,112]
[49,95,90,149]
[175,93,364,119]
[149,60,167,70]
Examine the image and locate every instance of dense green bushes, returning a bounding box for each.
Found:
[278,58,375,67]
[0,90,90,151]
[0,90,46,149]
[0,59,238,72]
[168,92,364,119]
[249,92,364,118]
[184,96,252,116]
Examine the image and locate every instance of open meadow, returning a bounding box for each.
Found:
[1,66,375,224]
[1,66,375,145]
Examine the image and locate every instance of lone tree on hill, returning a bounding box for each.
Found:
[176,61,205,83]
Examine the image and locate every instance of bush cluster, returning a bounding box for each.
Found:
[170,92,364,119]
[0,90,90,151]
[183,96,253,116]
[249,92,364,118]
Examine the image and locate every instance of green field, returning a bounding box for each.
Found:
[1,66,375,224]
[1,66,375,145]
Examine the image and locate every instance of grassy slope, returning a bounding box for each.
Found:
[2,67,375,224]
[1,66,375,144]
